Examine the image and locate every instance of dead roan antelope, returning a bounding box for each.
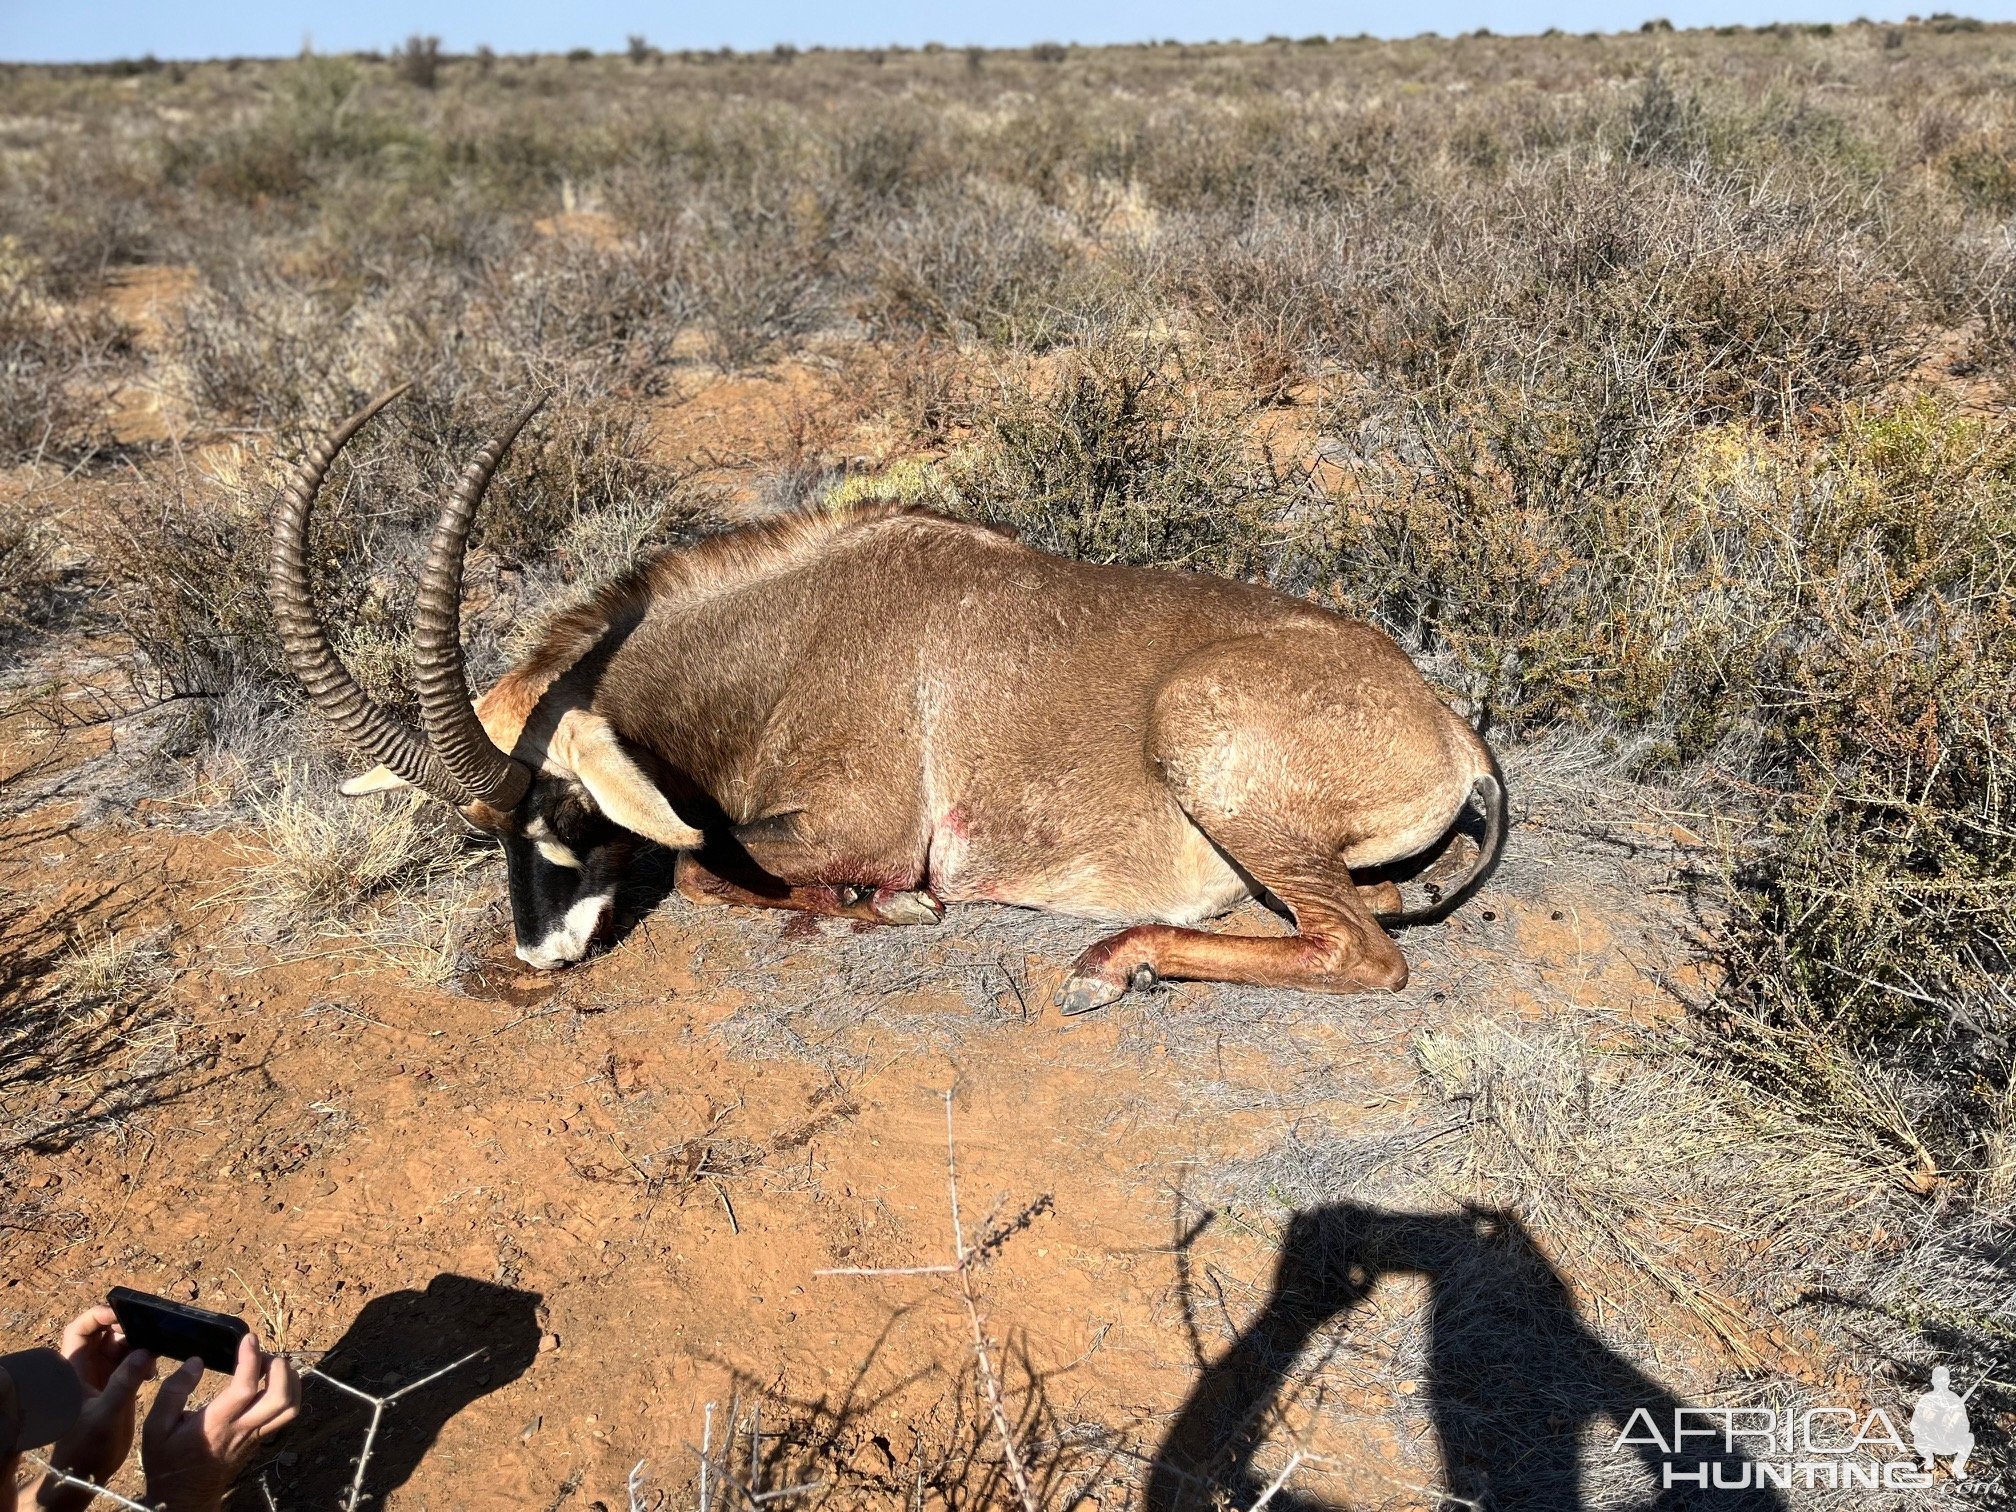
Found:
[270,391,1505,1014]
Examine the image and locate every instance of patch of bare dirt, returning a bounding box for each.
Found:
[1,693,1711,1509]
[97,264,199,445]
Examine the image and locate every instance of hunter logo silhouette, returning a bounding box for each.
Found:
[1910,1367,1977,1480]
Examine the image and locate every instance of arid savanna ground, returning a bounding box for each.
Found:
[3,20,2014,1509]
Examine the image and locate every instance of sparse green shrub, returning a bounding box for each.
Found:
[1284,393,2016,1181]
[0,141,164,296]
[475,228,691,391]
[1703,403,2016,1174]
[475,401,684,562]
[168,263,372,428]
[663,191,836,369]
[1153,209,1347,401]
[97,480,288,713]
[830,113,936,206]
[1943,131,2016,214]
[161,56,419,204]
[835,338,977,446]
[946,333,1284,571]
[1625,69,1706,165]
[1333,161,1918,500]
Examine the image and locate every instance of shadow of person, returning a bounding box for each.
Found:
[226,1274,542,1509]
[1147,1204,1785,1511]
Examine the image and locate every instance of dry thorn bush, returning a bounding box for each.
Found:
[0,275,130,462]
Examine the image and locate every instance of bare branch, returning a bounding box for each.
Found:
[23,1456,161,1512]
[943,1088,1039,1512]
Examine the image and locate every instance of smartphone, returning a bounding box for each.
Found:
[107,1287,250,1373]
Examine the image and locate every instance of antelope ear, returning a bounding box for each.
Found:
[555,712,706,850]
[340,765,413,797]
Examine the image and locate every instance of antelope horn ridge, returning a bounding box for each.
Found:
[268,385,472,805]
[411,397,546,810]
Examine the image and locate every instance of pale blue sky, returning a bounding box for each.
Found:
[2,0,2009,63]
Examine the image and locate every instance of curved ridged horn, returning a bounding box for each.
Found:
[411,398,546,810]
[269,386,471,804]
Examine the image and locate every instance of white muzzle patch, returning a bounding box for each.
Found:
[516,891,613,970]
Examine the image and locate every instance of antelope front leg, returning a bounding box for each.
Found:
[675,850,942,925]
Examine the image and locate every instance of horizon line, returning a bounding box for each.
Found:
[0,11,1985,69]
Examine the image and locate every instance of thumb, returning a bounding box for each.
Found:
[145,1357,204,1437]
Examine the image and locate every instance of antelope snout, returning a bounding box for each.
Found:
[515,892,614,971]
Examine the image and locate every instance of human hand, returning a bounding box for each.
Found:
[2,1360,16,1512]
[36,1308,156,1512]
[141,1337,298,1512]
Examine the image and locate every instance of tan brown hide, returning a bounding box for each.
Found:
[272,397,1505,1011]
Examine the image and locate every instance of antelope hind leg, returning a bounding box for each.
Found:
[1054,861,1416,1011]
[1356,879,1405,918]
[1055,627,1465,1014]
[1055,850,1407,1015]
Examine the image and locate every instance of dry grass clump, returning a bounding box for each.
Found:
[50,927,168,1011]
[1202,1013,2010,1503]
[0,276,128,461]
[0,895,185,1156]
[241,772,463,919]
[1415,1019,1881,1347]
[227,763,489,982]
[0,509,60,646]
[1414,1017,2010,1498]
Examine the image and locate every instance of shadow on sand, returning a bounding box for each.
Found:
[229,1273,543,1509]
[1147,1203,1787,1511]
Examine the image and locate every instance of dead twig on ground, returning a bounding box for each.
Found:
[814,1088,1039,1512]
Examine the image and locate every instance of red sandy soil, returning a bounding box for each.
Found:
[0,676,1717,1510]
[0,273,1759,1509]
